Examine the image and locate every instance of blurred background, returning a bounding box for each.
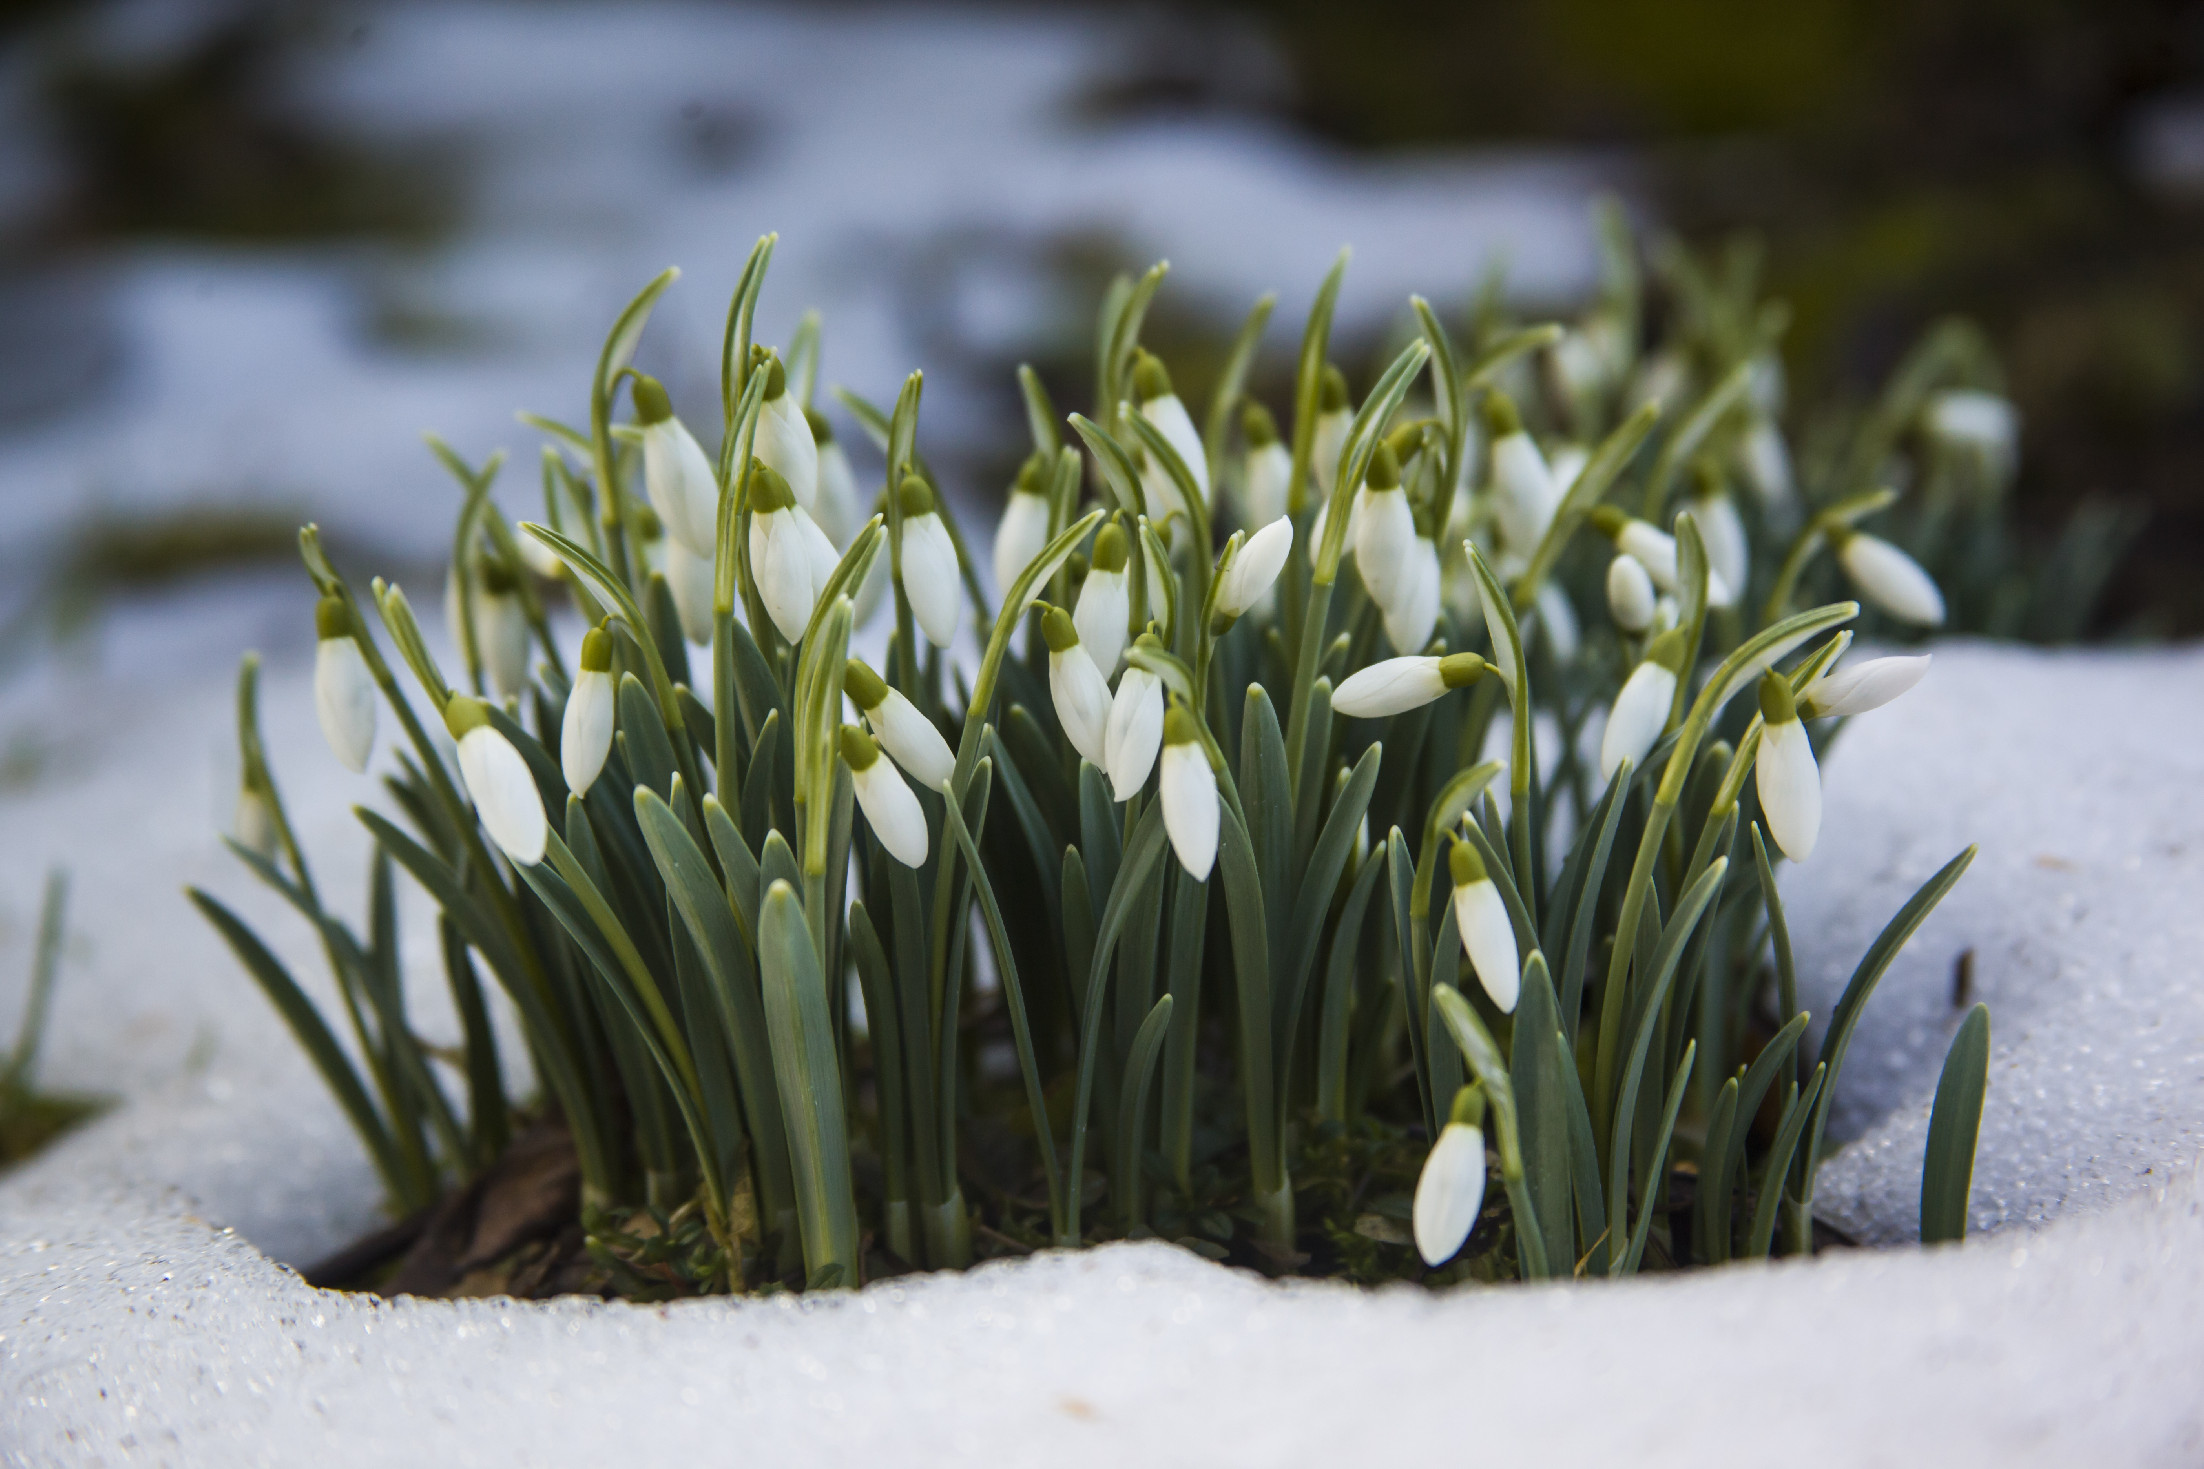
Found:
[1,0,2200,707]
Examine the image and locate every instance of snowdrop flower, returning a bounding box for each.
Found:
[1690,478,1750,601]
[1413,1085,1487,1267]
[994,456,1054,599]
[1551,327,1608,404]
[1831,528,1945,626]
[561,627,615,797]
[1332,651,1488,719]
[1104,640,1165,800]
[1449,839,1520,1012]
[1073,521,1131,675]
[1606,552,1657,632]
[313,596,375,773]
[1590,506,1733,608]
[1241,402,1291,525]
[1599,628,1684,780]
[1133,350,1209,511]
[234,784,278,859]
[447,695,545,866]
[845,657,954,791]
[1158,704,1219,881]
[515,527,566,581]
[1736,416,1795,512]
[749,460,828,643]
[1926,388,2018,475]
[1755,671,1821,862]
[632,373,722,559]
[896,475,964,648]
[841,725,928,868]
[475,559,530,700]
[1311,364,1351,497]
[1383,528,1442,655]
[1534,578,1579,664]
[807,407,863,546]
[1800,653,1931,720]
[1354,441,1413,594]
[1041,605,1112,766]
[1484,393,1562,558]
[663,536,715,645]
[755,354,819,515]
[1214,516,1293,625]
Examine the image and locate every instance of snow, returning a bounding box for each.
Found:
[0,639,2200,1462]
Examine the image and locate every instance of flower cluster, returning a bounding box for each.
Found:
[202,220,1989,1295]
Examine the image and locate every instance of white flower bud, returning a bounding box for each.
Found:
[1104,658,1165,800]
[1042,606,1112,766]
[1737,416,1794,511]
[1332,651,1488,719]
[1449,840,1520,1013]
[1836,531,1945,626]
[1413,1092,1488,1266]
[1926,389,2018,473]
[1158,706,1218,881]
[748,461,821,644]
[1593,507,1733,608]
[1355,444,1414,593]
[846,657,954,791]
[1133,352,1209,508]
[1607,552,1657,632]
[633,375,722,559]
[1241,402,1291,525]
[1382,536,1441,655]
[1217,516,1293,622]
[561,629,616,796]
[449,698,545,866]
[1600,630,1684,781]
[756,363,819,515]
[842,726,928,868]
[1074,522,1132,676]
[807,409,862,546]
[994,459,1054,600]
[234,784,278,859]
[312,598,376,773]
[1311,365,1351,496]
[1801,653,1930,720]
[895,476,963,649]
[1754,673,1820,862]
[477,583,529,701]
[1691,485,1749,600]
[664,536,715,645]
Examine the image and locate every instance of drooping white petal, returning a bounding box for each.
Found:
[664,536,715,644]
[642,418,723,558]
[1694,492,1750,600]
[1074,566,1130,676]
[752,507,818,643]
[1756,716,1822,862]
[458,725,547,866]
[1491,432,1561,554]
[516,530,565,581]
[1737,417,1794,511]
[1311,409,1350,496]
[1599,660,1677,780]
[1159,740,1219,881]
[1620,518,1731,607]
[560,669,615,797]
[1245,441,1292,526]
[866,688,955,791]
[1453,876,1520,1013]
[993,491,1053,601]
[1839,533,1945,626]
[314,636,376,773]
[1332,657,1447,719]
[1534,579,1579,664]
[1607,553,1657,632]
[901,512,963,649]
[1926,389,2018,470]
[1141,393,1211,506]
[478,592,530,700]
[1050,645,1113,766]
[798,505,843,594]
[852,758,930,867]
[1382,537,1442,654]
[1547,443,1589,499]
[1217,517,1293,619]
[1803,654,1931,719]
[1413,1121,1487,1266]
[814,439,862,547]
[1104,666,1164,800]
[1355,486,1415,595]
[757,391,820,513]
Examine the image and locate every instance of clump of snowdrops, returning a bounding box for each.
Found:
[194,220,1993,1293]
